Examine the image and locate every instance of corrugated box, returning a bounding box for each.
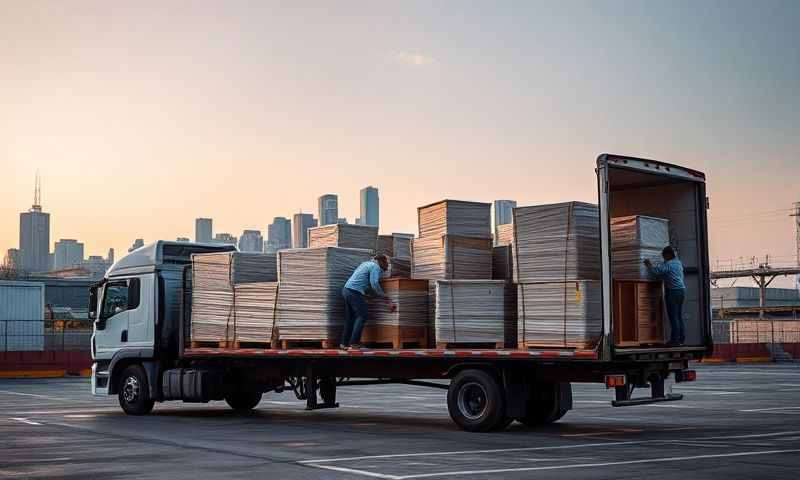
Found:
[412,235,492,280]
[517,281,602,348]
[611,215,670,280]
[512,202,601,283]
[276,247,373,343]
[418,200,492,239]
[435,280,516,346]
[308,224,378,250]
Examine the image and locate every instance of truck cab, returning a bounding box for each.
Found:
[90,241,235,411]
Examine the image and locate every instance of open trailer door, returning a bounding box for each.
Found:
[597,154,713,362]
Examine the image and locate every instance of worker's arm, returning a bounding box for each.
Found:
[644,259,667,277]
[369,263,386,297]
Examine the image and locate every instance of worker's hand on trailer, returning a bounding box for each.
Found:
[643,258,652,268]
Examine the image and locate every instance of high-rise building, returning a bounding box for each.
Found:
[360,186,379,227]
[3,248,20,270]
[238,230,264,252]
[82,255,109,278]
[292,213,317,248]
[128,238,145,252]
[267,217,292,253]
[53,239,85,270]
[176,237,190,242]
[212,233,237,246]
[19,174,51,272]
[317,194,338,226]
[337,218,348,224]
[493,199,517,242]
[107,248,115,266]
[195,218,213,243]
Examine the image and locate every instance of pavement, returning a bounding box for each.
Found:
[2,363,800,479]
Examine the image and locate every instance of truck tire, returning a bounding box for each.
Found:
[225,391,263,412]
[118,365,155,415]
[516,382,571,426]
[447,369,506,432]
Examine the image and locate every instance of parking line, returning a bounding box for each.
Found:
[0,389,66,401]
[9,417,42,426]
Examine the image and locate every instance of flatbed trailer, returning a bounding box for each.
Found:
[90,154,711,431]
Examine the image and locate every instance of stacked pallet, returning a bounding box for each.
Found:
[308,224,378,251]
[613,280,664,346]
[512,202,603,349]
[611,215,670,280]
[417,200,492,238]
[389,257,411,278]
[377,234,413,259]
[435,280,516,348]
[363,278,429,348]
[234,282,279,344]
[190,252,278,346]
[276,247,373,347]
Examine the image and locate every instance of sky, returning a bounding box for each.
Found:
[1,1,798,286]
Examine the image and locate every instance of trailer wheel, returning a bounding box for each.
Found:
[118,365,155,415]
[447,369,506,432]
[516,382,571,426]
[225,391,263,412]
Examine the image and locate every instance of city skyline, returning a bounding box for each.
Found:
[1,2,798,287]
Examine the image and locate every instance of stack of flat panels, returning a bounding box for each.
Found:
[492,245,514,281]
[234,282,278,343]
[412,236,492,280]
[308,224,378,251]
[435,280,516,345]
[190,252,278,343]
[611,215,670,280]
[389,257,411,278]
[377,235,394,256]
[517,281,602,348]
[276,247,373,341]
[495,223,514,246]
[418,200,492,239]
[366,279,428,327]
[512,202,601,283]
[392,234,413,259]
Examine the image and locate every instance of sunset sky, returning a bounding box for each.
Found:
[2,1,798,286]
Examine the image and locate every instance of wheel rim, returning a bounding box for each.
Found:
[123,376,140,403]
[457,382,488,420]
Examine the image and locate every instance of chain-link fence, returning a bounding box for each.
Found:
[0,319,91,352]
[712,319,800,344]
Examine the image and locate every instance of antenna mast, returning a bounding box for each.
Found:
[32,171,42,212]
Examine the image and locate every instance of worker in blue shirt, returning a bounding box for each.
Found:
[644,245,686,346]
[341,254,396,350]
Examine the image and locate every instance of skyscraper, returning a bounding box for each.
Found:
[195,218,213,243]
[317,194,338,226]
[360,186,379,227]
[107,248,115,266]
[238,230,264,252]
[493,199,517,244]
[292,213,317,248]
[53,239,85,270]
[19,174,50,272]
[212,233,237,245]
[267,217,292,253]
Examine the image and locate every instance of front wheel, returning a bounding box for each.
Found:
[118,365,155,415]
[225,390,263,412]
[447,369,507,432]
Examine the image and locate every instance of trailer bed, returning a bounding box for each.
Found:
[184,346,600,360]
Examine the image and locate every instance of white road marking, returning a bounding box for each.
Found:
[390,449,800,479]
[740,406,800,413]
[0,390,66,400]
[9,417,42,425]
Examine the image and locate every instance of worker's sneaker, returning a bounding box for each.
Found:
[348,344,363,351]
[339,344,348,350]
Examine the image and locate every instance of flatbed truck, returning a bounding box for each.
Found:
[90,154,711,432]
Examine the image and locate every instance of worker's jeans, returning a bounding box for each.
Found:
[342,287,368,346]
[665,288,686,344]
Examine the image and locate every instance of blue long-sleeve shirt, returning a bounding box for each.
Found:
[648,258,686,290]
[345,260,386,297]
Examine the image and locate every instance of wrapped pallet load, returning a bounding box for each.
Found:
[308,224,378,251]
[611,215,670,280]
[363,278,429,348]
[276,247,372,347]
[190,252,278,346]
[377,233,414,277]
[512,202,603,349]
[435,280,516,348]
[412,235,492,280]
[417,200,492,239]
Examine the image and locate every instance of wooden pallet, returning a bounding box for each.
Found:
[436,341,505,350]
[361,324,428,349]
[280,339,335,350]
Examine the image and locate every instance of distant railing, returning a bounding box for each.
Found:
[0,319,91,352]
[712,319,800,344]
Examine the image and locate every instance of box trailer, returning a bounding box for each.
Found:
[90,154,711,432]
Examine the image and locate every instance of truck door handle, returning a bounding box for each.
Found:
[121,330,128,343]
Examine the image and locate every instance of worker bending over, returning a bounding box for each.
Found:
[644,245,686,346]
[341,254,396,350]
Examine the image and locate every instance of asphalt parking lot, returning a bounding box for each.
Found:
[2,363,800,479]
